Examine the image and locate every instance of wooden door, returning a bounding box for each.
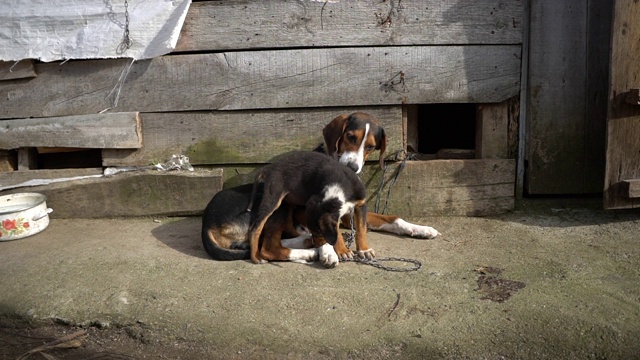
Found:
[604,0,640,209]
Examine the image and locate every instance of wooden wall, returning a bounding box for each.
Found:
[0,0,524,218]
[526,0,612,194]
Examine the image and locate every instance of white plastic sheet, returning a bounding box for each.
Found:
[0,0,191,62]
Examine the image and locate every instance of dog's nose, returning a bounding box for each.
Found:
[346,162,359,172]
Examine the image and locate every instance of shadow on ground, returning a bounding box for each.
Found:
[150,217,207,259]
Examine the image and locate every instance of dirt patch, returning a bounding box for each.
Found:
[0,316,245,360]
[474,266,526,302]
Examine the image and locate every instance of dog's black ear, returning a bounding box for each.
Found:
[322,114,349,156]
[376,126,387,170]
[305,196,340,245]
[318,213,339,246]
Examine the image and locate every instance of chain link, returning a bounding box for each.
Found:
[341,256,422,272]
[117,0,133,54]
[341,210,421,272]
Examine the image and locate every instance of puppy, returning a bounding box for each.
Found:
[321,113,440,239]
[246,151,371,266]
[319,112,387,174]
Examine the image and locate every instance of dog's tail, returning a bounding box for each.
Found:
[201,228,250,261]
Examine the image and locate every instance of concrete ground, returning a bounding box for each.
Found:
[0,198,639,359]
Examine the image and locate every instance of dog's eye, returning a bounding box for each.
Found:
[346,133,357,143]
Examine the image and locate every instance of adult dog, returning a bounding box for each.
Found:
[201,112,440,265]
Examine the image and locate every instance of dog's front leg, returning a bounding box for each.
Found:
[354,205,375,260]
[313,235,340,268]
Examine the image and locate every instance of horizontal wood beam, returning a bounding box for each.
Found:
[102,107,403,166]
[175,0,523,52]
[1,169,223,218]
[220,159,516,217]
[622,179,640,198]
[0,46,521,119]
[367,159,516,216]
[0,113,142,150]
[0,60,36,81]
[0,168,103,191]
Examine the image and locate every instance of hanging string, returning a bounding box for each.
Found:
[100,57,135,113]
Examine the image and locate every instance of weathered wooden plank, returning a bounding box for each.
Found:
[217,159,515,217]
[507,96,519,159]
[527,0,588,194]
[0,113,142,150]
[368,159,516,216]
[0,60,36,81]
[1,169,223,218]
[102,107,403,166]
[0,168,103,190]
[17,148,37,170]
[604,0,640,209]
[0,46,522,119]
[175,0,524,52]
[476,102,509,159]
[583,0,612,194]
[621,180,640,199]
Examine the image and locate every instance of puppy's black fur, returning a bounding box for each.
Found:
[247,151,367,263]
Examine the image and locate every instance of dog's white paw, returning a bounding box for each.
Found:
[319,243,339,268]
[357,248,376,260]
[376,219,440,239]
[281,233,312,249]
[289,249,319,264]
[408,224,440,239]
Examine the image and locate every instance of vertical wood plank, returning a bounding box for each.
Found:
[17,148,37,170]
[527,0,587,194]
[583,0,613,193]
[603,0,640,209]
[476,101,509,159]
[405,105,419,153]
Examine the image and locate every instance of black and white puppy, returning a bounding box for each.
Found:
[246,151,371,266]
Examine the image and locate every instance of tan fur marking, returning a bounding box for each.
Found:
[365,213,400,229]
[249,193,287,263]
[354,206,370,252]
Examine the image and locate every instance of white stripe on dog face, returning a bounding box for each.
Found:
[323,184,354,217]
[339,123,370,174]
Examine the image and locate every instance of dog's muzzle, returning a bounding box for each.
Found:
[338,152,362,173]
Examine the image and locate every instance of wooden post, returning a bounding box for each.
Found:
[17,148,37,170]
[476,101,510,159]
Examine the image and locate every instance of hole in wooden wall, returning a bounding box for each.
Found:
[406,103,477,159]
[36,148,102,169]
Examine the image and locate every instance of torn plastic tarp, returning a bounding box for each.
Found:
[0,0,191,62]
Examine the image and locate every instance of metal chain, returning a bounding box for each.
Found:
[342,257,422,272]
[342,210,356,248]
[117,0,133,54]
[341,210,422,272]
